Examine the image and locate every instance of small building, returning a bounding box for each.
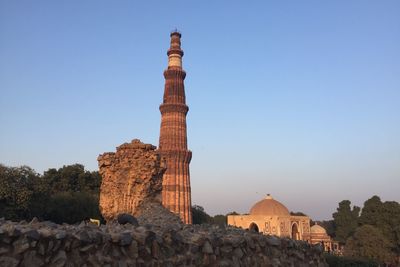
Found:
[310,223,341,254]
[227,194,311,241]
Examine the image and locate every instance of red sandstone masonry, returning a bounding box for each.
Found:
[158,32,193,224]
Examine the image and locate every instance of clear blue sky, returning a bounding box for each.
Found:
[1,1,399,220]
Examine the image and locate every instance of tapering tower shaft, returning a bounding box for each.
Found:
[159,32,192,224]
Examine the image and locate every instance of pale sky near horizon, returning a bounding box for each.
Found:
[1,1,399,220]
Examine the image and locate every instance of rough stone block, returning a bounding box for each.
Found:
[98,139,166,222]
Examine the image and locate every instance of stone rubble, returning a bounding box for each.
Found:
[0,216,328,266]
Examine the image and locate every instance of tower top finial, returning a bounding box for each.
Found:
[170,29,181,38]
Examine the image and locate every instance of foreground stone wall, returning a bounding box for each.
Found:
[98,139,166,222]
[0,217,327,267]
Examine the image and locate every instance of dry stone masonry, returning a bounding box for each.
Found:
[0,217,328,266]
[98,139,166,222]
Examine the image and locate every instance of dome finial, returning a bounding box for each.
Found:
[265,194,273,199]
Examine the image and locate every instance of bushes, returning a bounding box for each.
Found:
[191,205,228,226]
[324,253,379,267]
[45,192,101,224]
[0,163,103,224]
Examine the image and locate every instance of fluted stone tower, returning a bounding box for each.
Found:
[158,31,192,224]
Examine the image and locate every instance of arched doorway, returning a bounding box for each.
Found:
[291,223,300,240]
[249,222,259,233]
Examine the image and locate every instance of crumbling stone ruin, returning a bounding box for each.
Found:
[98,139,167,222]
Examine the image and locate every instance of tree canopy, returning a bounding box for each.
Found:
[192,205,212,224]
[0,163,102,224]
[0,165,39,220]
[191,205,231,226]
[331,196,400,264]
[332,200,360,244]
[345,225,394,263]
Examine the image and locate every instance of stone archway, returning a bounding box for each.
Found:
[249,222,259,233]
[291,223,300,240]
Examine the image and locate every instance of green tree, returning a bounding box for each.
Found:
[324,254,378,267]
[46,192,101,224]
[332,200,360,244]
[192,205,211,224]
[43,164,100,194]
[41,164,102,223]
[345,225,394,263]
[0,164,39,220]
[358,196,382,226]
[211,214,227,227]
[0,163,102,224]
[27,174,51,219]
[290,211,307,216]
[359,196,400,256]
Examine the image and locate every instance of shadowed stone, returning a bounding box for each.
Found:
[25,229,40,241]
[51,250,66,267]
[117,214,138,226]
[120,232,133,246]
[202,241,213,254]
[0,256,19,267]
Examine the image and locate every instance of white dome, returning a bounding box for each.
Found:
[249,195,290,216]
[311,224,327,234]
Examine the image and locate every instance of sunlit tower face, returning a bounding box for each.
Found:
[158,32,192,224]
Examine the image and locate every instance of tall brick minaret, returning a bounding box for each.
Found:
[158,31,192,224]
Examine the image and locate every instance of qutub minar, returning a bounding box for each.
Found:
[158,31,192,224]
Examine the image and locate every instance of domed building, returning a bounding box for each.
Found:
[310,223,339,252]
[227,194,311,241]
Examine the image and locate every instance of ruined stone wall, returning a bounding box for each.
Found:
[98,139,166,222]
[0,218,327,267]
